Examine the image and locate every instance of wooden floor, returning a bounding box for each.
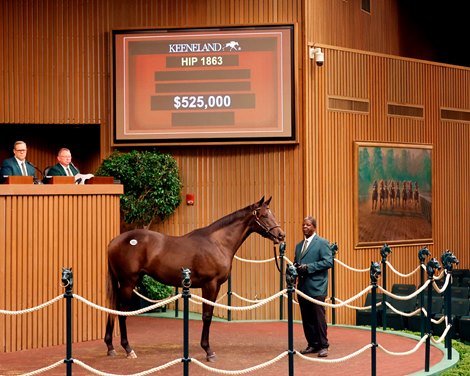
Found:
[0,313,456,376]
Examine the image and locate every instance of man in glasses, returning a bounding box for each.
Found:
[1,141,36,178]
[45,148,80,177]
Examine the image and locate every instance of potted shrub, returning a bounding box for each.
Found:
[138,275,174,312]
[95,150,183,230]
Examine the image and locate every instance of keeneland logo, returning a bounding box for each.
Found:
[168,40,241,53]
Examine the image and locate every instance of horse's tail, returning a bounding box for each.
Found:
[106,262,118,310]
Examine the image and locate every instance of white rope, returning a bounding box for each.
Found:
[0,295,63,315]
[187,293,228,306]
[282,293,299,305]
[432,273,451,294]
[430,324,452,344]
[72,293,182,316]
[234,255,276,264]
[378,279,430,301]
[294,286,372,308]
[190,290,286,311]
[384,302,421,317]
[378,335,428,356]
[385,261,421,278]
[73,358,181,376]
[19,359,64,375]
[231,292,263,304]
[295,344,373,363]
[334,259,369,272]
[191,351,288,374]
[333,297,382,310]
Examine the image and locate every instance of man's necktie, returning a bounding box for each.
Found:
[300,240,308,257]
[21,162,28,176]
[66,167,72,176]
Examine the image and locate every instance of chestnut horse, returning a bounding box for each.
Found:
[104,197,285,361]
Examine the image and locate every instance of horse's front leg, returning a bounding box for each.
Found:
[200,285,220,362]
[201,301,216,361]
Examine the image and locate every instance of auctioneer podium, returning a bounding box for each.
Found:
[0,182,123,352]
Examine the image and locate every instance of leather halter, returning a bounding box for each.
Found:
[252,208,281,237]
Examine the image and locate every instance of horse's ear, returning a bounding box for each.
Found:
[265,196,272,205]
[258,196,265,205]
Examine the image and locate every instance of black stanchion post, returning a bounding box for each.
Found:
[418,247,431,337]
[330,242,338,325]
[279,242,285,321]
[441,250,459,359]
[181,268,192,376]
[425,258,441,372]
[175,287,179,318]
[285,264,298,376]
[227,273,232,322]
[380,244,392,330]
[370,261,381,376]
[61,268,74,376]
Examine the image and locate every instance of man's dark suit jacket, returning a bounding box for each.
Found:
[46,163,80,176]
[294,235,333,297]
[1,157,36,177]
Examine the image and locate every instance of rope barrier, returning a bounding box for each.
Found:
[190,351,288,375]
[1,251,460,376]
[295,286,372,308]
[295,344,373,363]
[73,293,182,316]
[190,290,286,311]
[0,295,63,315]
[334,259,369,272]
[73,358,182,376]
[378,335,428,356]
[385,261,421,278]
[19,359,64,376]
[234,255,276,264]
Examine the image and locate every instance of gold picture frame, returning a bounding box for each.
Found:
[354,141,433,248]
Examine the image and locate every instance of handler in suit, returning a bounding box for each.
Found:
[1,140,36,178]
[46,148,80,176]
[294,216,333,357]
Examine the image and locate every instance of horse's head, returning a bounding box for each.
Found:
[426,257,441,276]
[370,261,381,283]
[441,250,459,271]
[61,267,73,288]
[418,246,431,263]
[380,244,392,259]
[251,196,285,244]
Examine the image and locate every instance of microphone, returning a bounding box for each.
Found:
[27,161,43,177]
[70,161,79,173]
[27,161,44,184]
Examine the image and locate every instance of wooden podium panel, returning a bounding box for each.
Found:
[0,184,123,352]
[43,176,75,184]
[85,176,114,184]
[3,176,33,184]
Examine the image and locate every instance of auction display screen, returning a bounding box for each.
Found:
[112,25,295,144]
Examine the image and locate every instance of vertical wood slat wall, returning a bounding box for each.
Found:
[304,43,470,325]
[1,0,470,339]
[0,186,122,352]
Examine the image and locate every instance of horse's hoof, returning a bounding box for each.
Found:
[206,353,217,362]
[126,350,137,359]
[107,349,118,357]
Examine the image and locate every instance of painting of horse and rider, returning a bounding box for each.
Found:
[356,142,432,246]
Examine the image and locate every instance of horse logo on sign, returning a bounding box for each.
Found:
[224,41,240,51]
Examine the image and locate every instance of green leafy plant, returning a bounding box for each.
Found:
[95,150,183,229]
[139,275,174,301]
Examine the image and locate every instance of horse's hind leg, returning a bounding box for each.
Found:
[104,314,118,356]
[118,315,137,358]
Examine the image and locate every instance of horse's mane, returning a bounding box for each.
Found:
[194,202,256,235]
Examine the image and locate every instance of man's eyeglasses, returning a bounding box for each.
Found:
[15,149,27,152]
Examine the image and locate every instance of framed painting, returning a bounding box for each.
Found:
[354,141,433,248]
